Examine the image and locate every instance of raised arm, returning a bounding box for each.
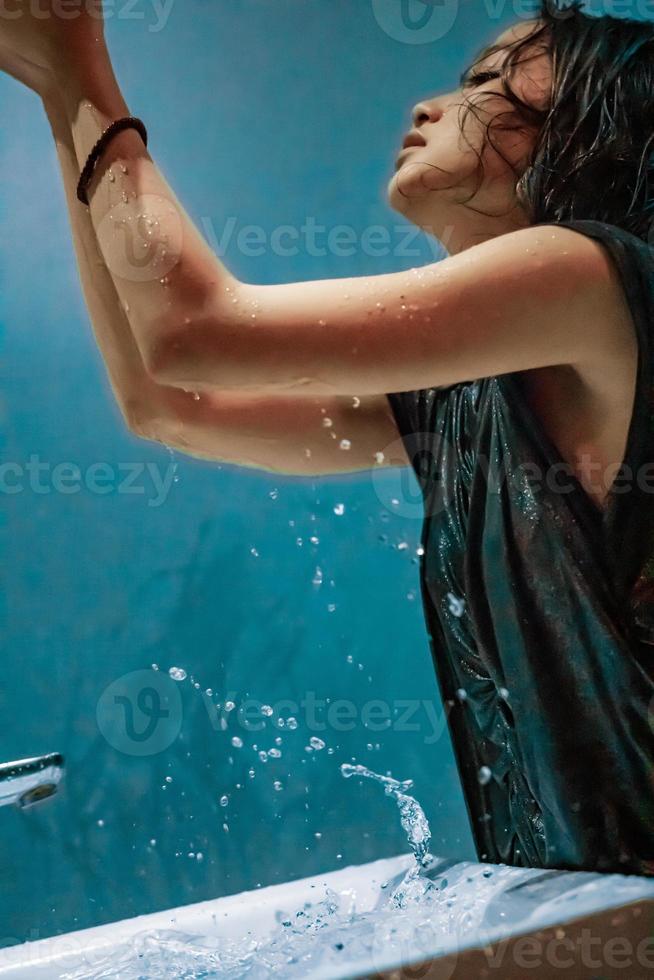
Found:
[42,87,162,432]
[1,8,630,406]
[52,35,620,396]
[50,48,621,401]
[0,10,406,478]
[38,92,403,477]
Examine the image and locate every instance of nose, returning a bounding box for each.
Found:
[411,96,445,128]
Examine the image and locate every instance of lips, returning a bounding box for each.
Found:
[402,130,426,150]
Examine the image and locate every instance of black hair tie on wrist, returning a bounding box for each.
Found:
[76,116,148,206]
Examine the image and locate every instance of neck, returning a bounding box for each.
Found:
[420,202,531,256]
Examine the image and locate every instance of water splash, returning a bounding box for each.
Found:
[61,765,491,980]
[340,764,432,869]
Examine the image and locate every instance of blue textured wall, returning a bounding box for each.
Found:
[0,0,527,945]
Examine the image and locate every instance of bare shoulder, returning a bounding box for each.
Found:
[386,224,638,478]
[508,225,639,505]
[523,223,637,361]
[480,223,638,398]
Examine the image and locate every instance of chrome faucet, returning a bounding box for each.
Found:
[0,753,64,809]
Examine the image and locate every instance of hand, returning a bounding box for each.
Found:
[0,0,105,98]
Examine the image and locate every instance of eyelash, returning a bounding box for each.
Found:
[463,69,501,88]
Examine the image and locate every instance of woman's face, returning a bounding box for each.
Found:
[387,19,552,253]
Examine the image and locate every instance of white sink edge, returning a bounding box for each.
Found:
[0,853,414,977]
[3,852,654,979]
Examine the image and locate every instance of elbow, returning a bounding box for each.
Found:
[122,396,170,445]
[141,330,188,385]
[123,397,155,440]
[142,315,250,388]
[141,318,216,387]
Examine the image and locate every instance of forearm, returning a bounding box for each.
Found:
[37,99,386,476]
[53,40,238,375]
[43,89,160,428]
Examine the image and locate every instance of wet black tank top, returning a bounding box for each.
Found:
[386,219,654,877]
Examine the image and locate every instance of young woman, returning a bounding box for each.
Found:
[3,0,654,875]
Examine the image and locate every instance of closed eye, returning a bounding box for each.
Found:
[460,69,502,89]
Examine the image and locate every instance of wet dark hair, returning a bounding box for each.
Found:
[459,0,654,242]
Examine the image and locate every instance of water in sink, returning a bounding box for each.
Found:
[59,762,501,979]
